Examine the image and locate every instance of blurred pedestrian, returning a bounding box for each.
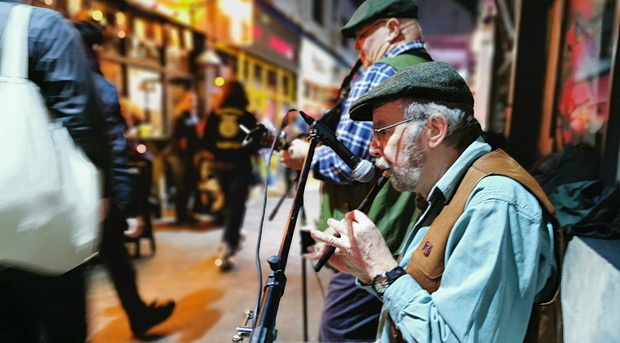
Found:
[73,20,175,337]
[280,0,431,341]
[201,80,259,271]
[165,89,203,225]
[0,3,112,342]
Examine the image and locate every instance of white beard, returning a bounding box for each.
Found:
[374,129,427,192]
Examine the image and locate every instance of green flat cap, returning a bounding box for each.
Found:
[341,0,419,38]
[350,61,474,121]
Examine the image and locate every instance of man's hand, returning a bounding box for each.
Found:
[124,216,145,238]
[279,138,309,170]
[311,210,398,284]
[302,241,328,260]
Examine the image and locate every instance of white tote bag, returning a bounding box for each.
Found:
[0,5,101,275]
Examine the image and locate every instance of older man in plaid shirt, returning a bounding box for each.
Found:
[281,0,432,341]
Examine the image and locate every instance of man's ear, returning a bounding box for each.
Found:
[426,113,448,148]
[386,18,401,43]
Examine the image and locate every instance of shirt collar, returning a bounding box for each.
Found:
[427,137,491,204]
[382,40,426,59]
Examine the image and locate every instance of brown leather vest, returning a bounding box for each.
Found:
[390,149,564,343]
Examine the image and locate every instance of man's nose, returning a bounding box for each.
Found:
[369,139,382,158]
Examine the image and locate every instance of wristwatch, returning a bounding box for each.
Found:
[372,266,407,299]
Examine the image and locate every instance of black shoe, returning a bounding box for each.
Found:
[130,301,176,337]
[214,244,234,271]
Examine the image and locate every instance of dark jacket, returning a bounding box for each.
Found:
[91,71,139,212]
[0,2,113,195]
[202,107,258,168]
[171,112,201,159]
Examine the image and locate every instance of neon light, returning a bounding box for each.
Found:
[268,36,293,59]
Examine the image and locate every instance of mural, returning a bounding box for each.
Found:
[554,0,617,150]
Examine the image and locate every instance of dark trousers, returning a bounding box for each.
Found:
[213,166,252,253]
[319,272,382,342]
[99,204,146,321]
[0,266,87,342]
[169,155,198,222]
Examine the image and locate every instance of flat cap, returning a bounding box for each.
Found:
[350,62,474,121]
[341,0,419,38]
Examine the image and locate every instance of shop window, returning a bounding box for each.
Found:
[98,12,122,56]
[229,55,238,76]
[241,58,250,82]
[331,0,340,22]
[341,16,349,48]
[125,18,160,63]
[152,23,163,47]
[282,75,289,97]
[254,64,263,89]
[268,70,277,92]
[312,0,324,25]
[127,67,164,138]
[164,25,189,72]
[183,29,194,50]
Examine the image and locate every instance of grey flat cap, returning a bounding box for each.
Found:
[349,61,474,121]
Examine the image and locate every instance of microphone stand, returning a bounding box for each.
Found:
[240,130,319,343]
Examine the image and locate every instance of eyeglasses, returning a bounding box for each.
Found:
[372,119,414,141]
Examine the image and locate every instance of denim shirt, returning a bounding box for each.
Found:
[367,139,556,342]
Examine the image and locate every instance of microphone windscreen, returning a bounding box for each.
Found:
[352,159,375,183]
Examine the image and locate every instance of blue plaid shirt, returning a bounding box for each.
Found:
[312,41,426,184]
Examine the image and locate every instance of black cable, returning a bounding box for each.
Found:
[251,110,295,329]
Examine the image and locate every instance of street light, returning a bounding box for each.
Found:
[196,47,223,113]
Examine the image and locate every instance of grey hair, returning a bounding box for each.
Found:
[399,99,481,151]
[397,18,424,40]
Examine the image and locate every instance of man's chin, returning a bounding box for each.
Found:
[388,173,416,193]
[388,176,405,192]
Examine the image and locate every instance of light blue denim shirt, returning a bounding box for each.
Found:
[369,138,556,342]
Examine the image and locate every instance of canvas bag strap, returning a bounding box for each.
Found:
[1,5,32,78]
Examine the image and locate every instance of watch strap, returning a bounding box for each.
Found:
[373,266,407,298]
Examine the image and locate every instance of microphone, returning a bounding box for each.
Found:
[298,111,375,183]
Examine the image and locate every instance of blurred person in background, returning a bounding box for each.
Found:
[165,89,203,225]
[280,0,431,341]
[73,20,175,338]
[201,80,259,271]
[0,2,112,342]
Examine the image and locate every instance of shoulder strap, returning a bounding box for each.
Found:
[405,149,563,293]
[378,49,432,72]
[1,5,31,78]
